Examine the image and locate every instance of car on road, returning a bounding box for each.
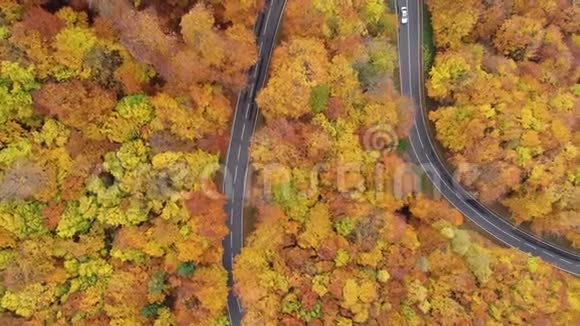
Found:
[400,6,408,24]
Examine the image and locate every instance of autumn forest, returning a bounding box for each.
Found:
[0,0,578,325]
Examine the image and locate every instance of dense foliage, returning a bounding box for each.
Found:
[234,0,580,325]
[0,0,261,324]
[236,196,580,325]
[427,0,579,246]
[1,0,578,325]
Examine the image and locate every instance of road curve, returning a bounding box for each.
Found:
[221,1,287,325]
[397,0,580,275]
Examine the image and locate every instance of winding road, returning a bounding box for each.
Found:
[397,0,580,275]
[222,0,579,324]
[221,1,287,325]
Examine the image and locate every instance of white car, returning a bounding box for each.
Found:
[401,7,408,24]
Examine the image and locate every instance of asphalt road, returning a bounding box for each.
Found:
[221,1,287,324]
[397,0,580,275]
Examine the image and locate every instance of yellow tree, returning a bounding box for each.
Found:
[494,16,545,60]
[257,38,330,120]
[427,0,482,49]
[427,51,473,103]
[181,4,224,67]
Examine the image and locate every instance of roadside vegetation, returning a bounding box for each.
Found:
[426,0,579,247]
[234,0,580,325]
[421,3,434,71]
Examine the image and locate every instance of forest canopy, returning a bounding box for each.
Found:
[0,0,263,324]
[0,0,578,325]
[426,0,579,246]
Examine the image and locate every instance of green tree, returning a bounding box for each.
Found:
[0,61,38,124]
[334,217,355,237]
[309,84,330,113]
